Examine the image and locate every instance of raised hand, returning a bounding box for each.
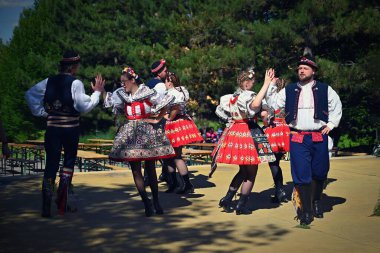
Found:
[91,74,106,92]
[264,68,275,85]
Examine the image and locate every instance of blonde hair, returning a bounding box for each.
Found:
[237,69,255,88]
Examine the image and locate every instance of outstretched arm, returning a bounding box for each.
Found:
[250,68,275,111]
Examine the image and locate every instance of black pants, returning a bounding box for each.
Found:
[44,126,80,180]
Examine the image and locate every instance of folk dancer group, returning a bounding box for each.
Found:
[25,49,342,226]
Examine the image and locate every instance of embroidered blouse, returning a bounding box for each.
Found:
[167,86,190,115]
[215,89,267,121]
[104,84,174,120]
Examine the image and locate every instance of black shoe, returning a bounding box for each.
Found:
[313,200,324,218]
[153,200,164,215]
[219,189,236,213]
[176,183,194,194]
[235,194,252,215]
[300,212,314,226]
[143,198,155,217]
[273,187,287,203]
[165,172,178,193]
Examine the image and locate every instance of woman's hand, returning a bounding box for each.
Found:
[263,68,275,86]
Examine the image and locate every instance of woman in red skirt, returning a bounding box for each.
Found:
[212,68,276,215]
[164,72,204,194]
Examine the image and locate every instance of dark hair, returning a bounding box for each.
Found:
[166,72,180,87]
[122,67,143,85]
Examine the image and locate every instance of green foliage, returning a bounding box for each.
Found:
[0,0,378,147]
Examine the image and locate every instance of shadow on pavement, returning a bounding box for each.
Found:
[0,175,290,253]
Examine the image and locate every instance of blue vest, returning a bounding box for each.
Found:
[146,78,162,89]
[285,81,328,125]
[44,74,80,116]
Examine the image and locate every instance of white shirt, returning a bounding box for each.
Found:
[265,80,342,131]
[25,77,101,117]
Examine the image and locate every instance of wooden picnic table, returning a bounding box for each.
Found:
[26,140,45,145]
[78,143,113,153]
[87,138,114,143]
[182,148,213,165]
[75,150,109,172]
[5,143,45,175]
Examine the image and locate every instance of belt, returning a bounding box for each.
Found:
[47,115,80,128]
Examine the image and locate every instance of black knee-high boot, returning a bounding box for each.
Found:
[41,177,54,218]
[219,189,237,213]
[297,184,314,225]
[312,179,325,218]
[235,194,252,215]
[176,174,194,194]
[165,171,178,193]
[139,190,154,217]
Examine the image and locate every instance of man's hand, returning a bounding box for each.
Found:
[321,126,331,135]
[91,74,106,93]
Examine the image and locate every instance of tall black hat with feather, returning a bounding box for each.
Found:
[297,47,318,70]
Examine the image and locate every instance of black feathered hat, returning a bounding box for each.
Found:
[297,47,318,70]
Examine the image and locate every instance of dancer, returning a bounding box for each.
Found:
[261,78,290,203]
[212,68,276,215]
[25,51,105,217]
[265,48,342,226]
[104,67,175,217]
[146,59,169,182]
[163,72,203,194]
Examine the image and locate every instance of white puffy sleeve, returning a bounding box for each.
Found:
[71,80,101,113]
[265,82,286,110]
[104,88,125,114]
[215,94,232,121]
[326,86,342,130]
[237,90,259,118]
[25,78,48,117]
[150,90,175,115]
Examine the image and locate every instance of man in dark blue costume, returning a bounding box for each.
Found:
[25,51,105,217]
[266,49,342,226]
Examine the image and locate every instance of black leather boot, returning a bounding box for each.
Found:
[235,194,252,215]
[297,184,314,225]
[41,178,54,218]
[312,179,325,218]
[274,186,287,203]
[219,189,237,213]
[165,171,178,193]
[140,191,154,217]
[176,174,194,194]
[153,199,164,215]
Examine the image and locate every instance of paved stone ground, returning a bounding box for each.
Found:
[0,156,379,253]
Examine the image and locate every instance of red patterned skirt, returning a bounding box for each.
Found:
[165,115,204,147]
[264,118,290,153]
[212,120,275,165]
